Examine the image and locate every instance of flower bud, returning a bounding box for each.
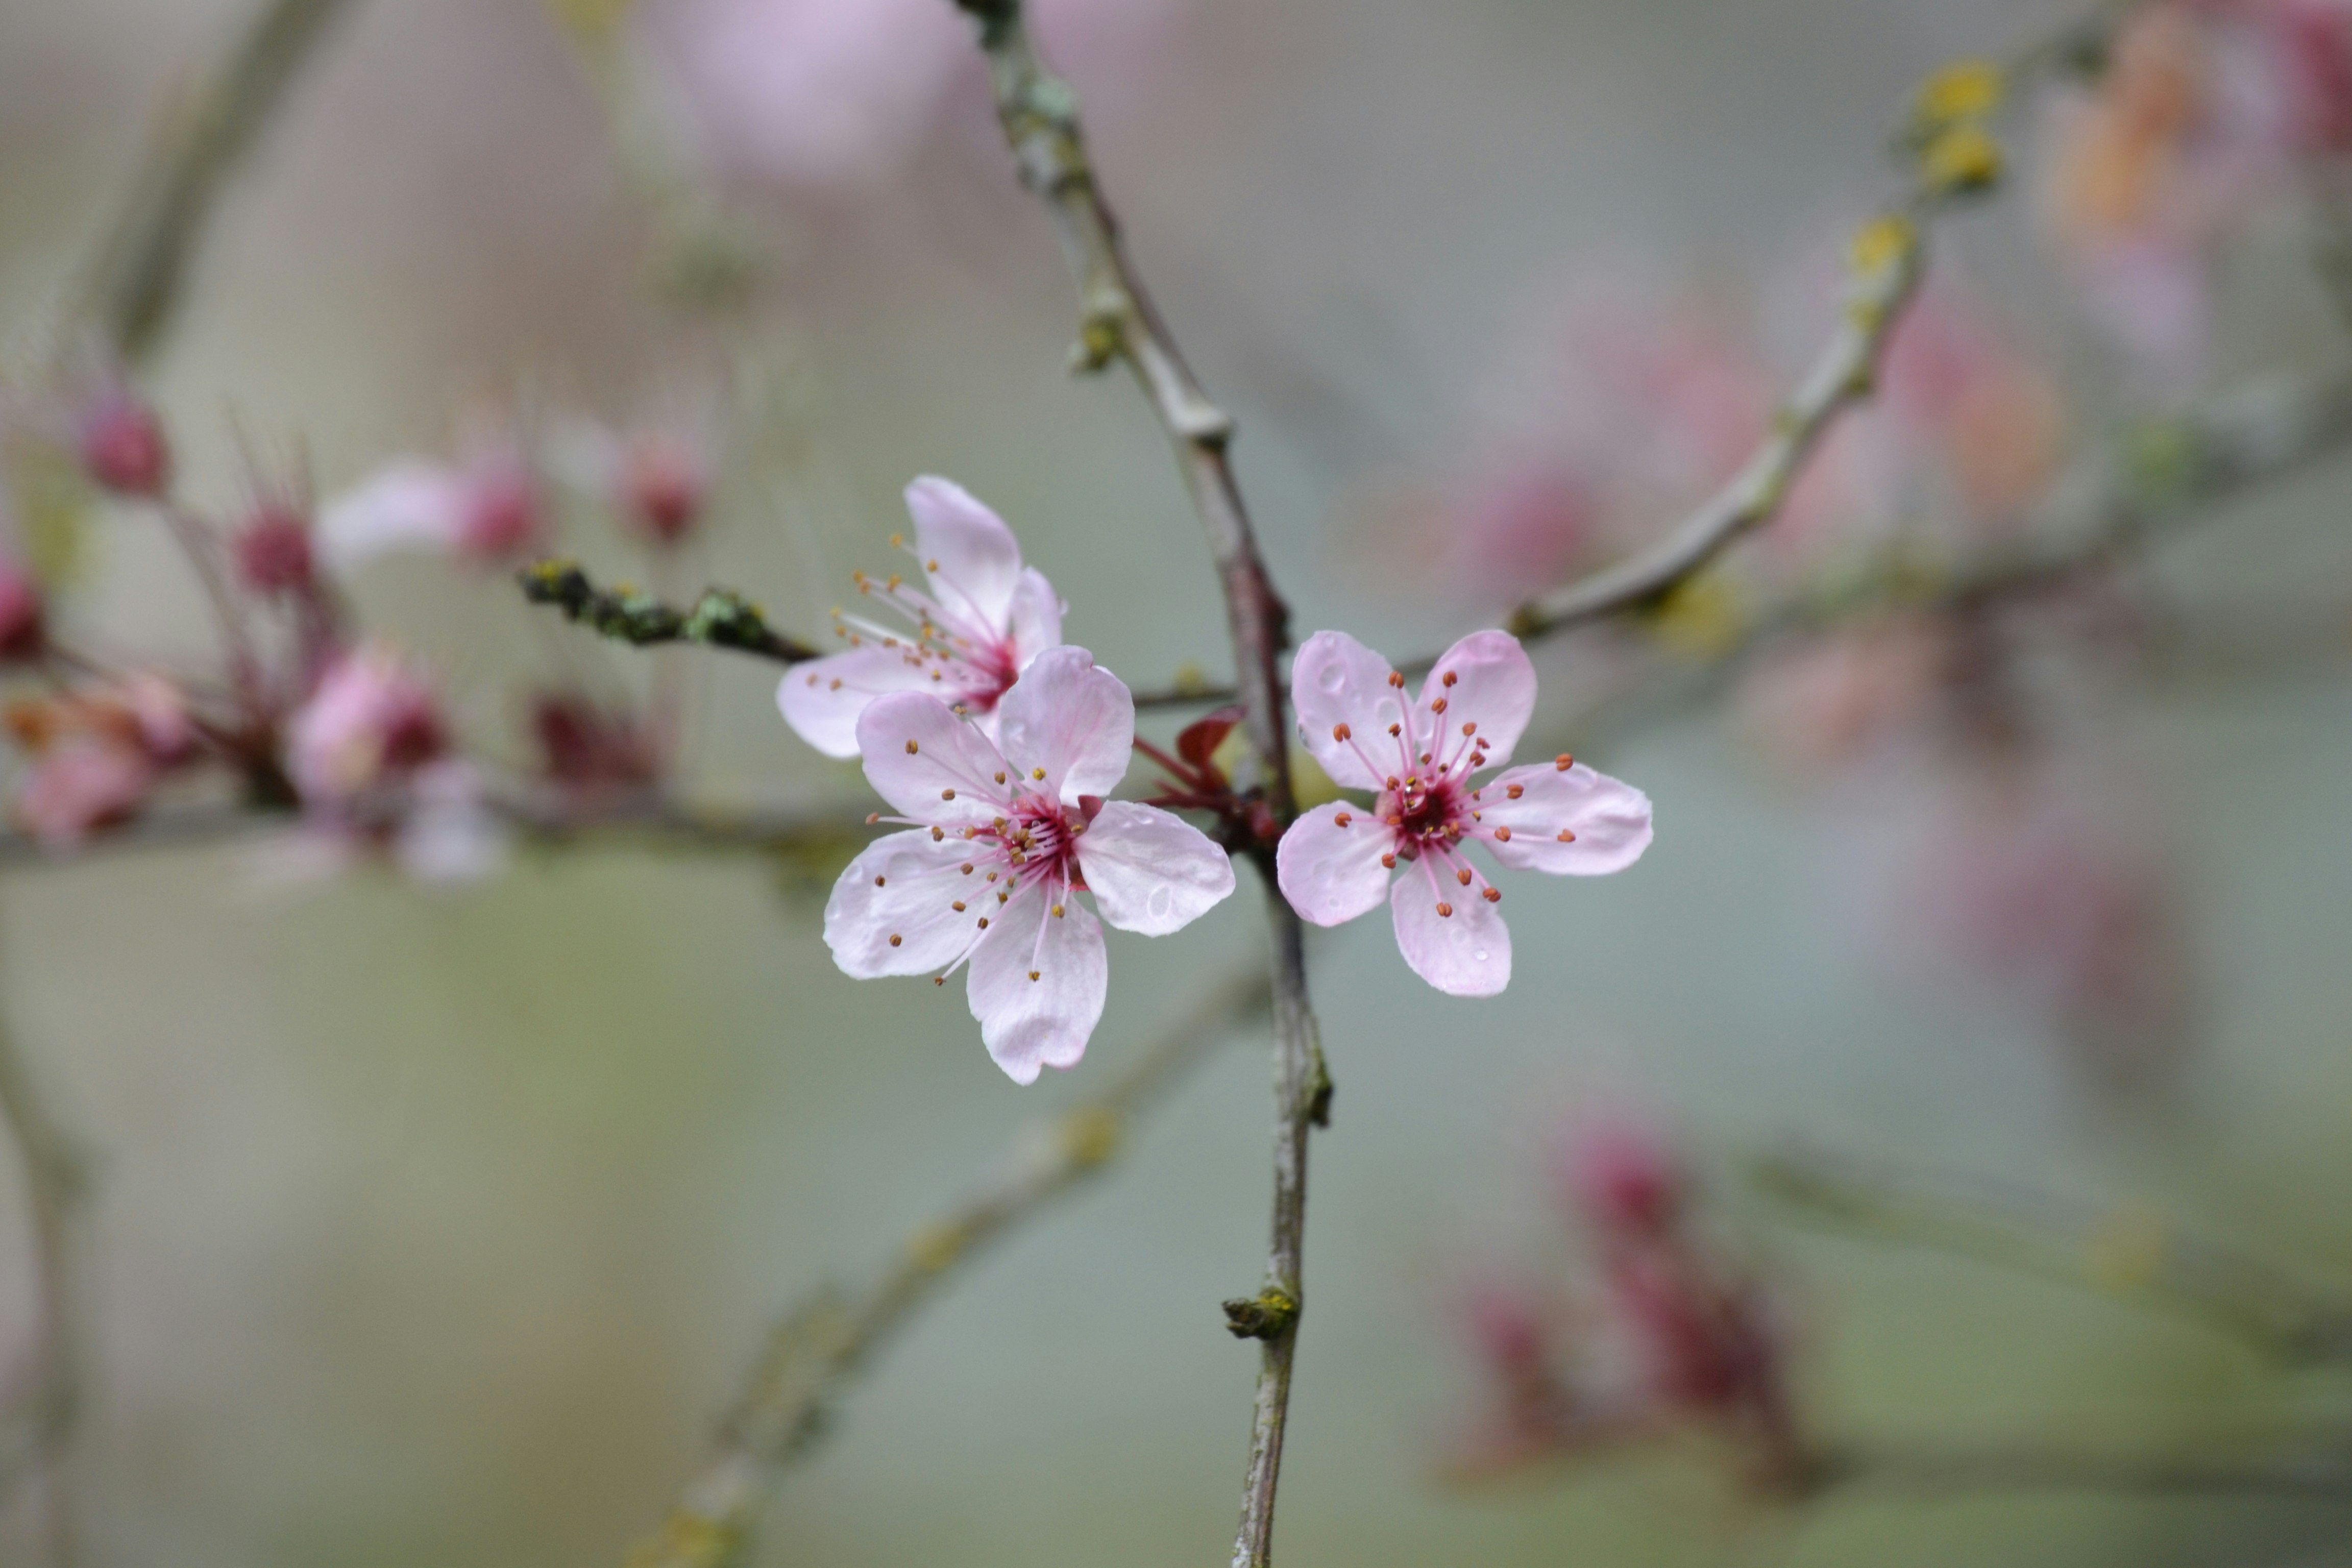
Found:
[233,506,317,595]
[77,387,170,498]
[621,435,708,547]
[0,567,46,663]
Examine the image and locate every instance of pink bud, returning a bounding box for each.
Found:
[621,435,708,547]
[233,506,316,595]
[14,737,153,850]
[77,388,171,498]
[0,567,46,663]
[1561,1122,1686,1241]
[456,461,541,561]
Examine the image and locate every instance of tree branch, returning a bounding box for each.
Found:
[518,561,821,665]
[942,6,1331,1561]
[80,0,359,363]
[1753,1145,2352,1363]
[623,969,1272,1568]
[0,989,89,1562]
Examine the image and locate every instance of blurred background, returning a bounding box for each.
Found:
[3,0,2352,1564]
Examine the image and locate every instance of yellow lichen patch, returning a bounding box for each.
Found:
[1647,572,1746,662]
[1060,1106,1124,1168]
[1849,214,1917,279]
[1920,123,2005,196]
[1914,58,2005,130]
[906,1220,969,1275]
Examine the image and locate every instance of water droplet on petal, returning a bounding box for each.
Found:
[1316,662,1346,693]
[1473,949,1489,963]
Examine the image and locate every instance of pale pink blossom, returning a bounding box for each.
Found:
[823,646,1234,1084]
[14,738,154,850]
[549,415,716,549]
[285,647,450,807]
[1275,630,1652,998]
[778,477,1063,758]
[633,0,1184,190]
[283,648,506,884]
[318,449,543,574]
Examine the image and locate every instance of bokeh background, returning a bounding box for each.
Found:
[3,0,2351,1564]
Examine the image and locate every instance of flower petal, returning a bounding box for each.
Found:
[1076,801,1236,935]
[966,881,1108,1084]
[1418,630,1537,770]
[318,460,468,574]
[854,692,1019,826]
[1291,629,1409,791]
[1390,866,1513,997]
[823,827,990,977]
[779,643,975,759]
[1476,761,1653,876]
[1004,566,1064,669]
[906,475,1022,634]
[996,645,1133,803]
[1275,800,1394,926]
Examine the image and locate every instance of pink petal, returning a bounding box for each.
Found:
[823,827,989,977]
[965,881,1108,1084]
[1004,566,1064,669]
[1291,629,1408,791]
[318,460,468,574]
[1418,630,1537,769]
[1390,868,1512,997]
[854,692,1018,827]
[905,476,1023,634]
[1075,801,1236,935]
[1275,801,1393,926]
[1477,762,1653,876]
[995,645,1133,803]
[779,643,973,759]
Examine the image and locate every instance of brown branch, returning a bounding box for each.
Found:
[0,989,89,1562]
[80,0,359,363]
[943,7,1332,1562]
[1752,1146,2352,1363]
[623,969,1273,1568]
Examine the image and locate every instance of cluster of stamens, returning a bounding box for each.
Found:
[1327,667,1582,918]
[865,733,1089,988]
[804,533,1019,717]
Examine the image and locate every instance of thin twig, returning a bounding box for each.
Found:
[623,969,1273,1568]
[942,6,1331,1561]
[1821,1435,2352,1502]
[1752,1146,2352,1363]
[518,561,820,665]
[0,990,88,1561]
[80,0,359,363]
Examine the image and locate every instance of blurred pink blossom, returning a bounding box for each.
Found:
[632,0,1185,191]
[320,447,544,574]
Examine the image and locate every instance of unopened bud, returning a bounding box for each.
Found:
[233,506,316,595]
[78,387,170,497]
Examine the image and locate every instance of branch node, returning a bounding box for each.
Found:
[1222,1288,1298,1341]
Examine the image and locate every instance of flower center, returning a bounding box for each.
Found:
[1381,775,1468,851]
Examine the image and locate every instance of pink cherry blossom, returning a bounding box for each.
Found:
[778,477,1063,758]
[318,448,543,574]
[285,647,451,807]
[823,646,1234,1084]
[1275,630,1652,998]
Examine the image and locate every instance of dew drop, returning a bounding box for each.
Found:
[1473,948,1490,963]
[1316,662,1346,693]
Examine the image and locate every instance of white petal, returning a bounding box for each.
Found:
[854,692,1020,826]
[905,476,1022,633]
[824,827,992,977]
[318,460,469,574]
[1390,865,1512,997]
[779,643,979,760]
[1075,801,1236,935]
[1275,800,1393,926]
[1416,630,1537,770]
[1476,762,1654,876]
[995,646,1133,803]
[1290,629,1407,792]
[965,881,1108,1084]
[394,762,509,884]
[1004,567,1064,669]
